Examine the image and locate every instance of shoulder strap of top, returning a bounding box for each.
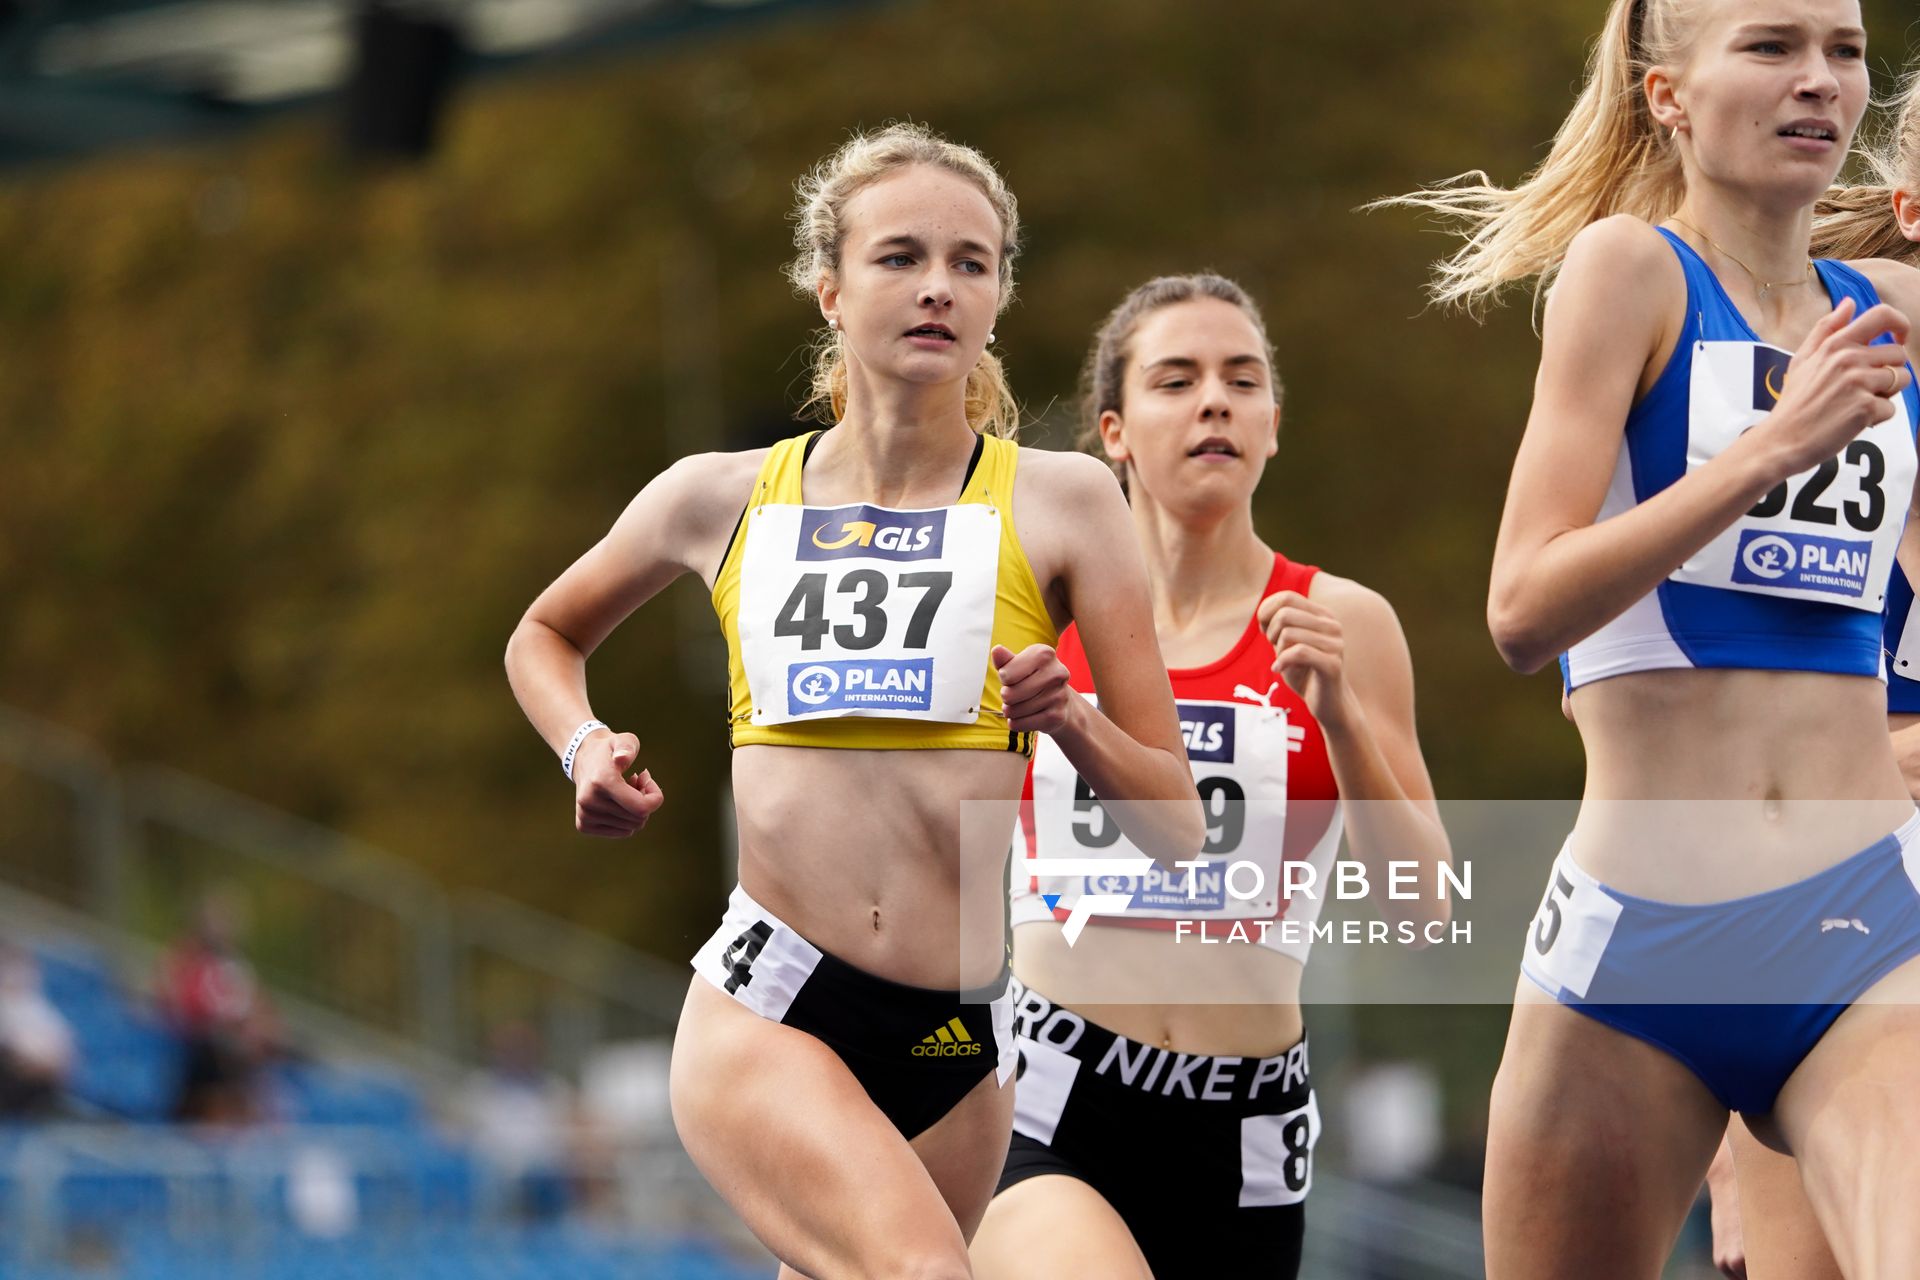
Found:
[1649,224,1727,346]
[716,434,811,575]
[760,430,823,504]
[1267,550,1319,599]
[1813,256,1879,313]
[1652,226,1712,310]
[800,428,827,469]
[959,432,1007,506]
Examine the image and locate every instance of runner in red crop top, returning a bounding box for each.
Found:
[972,275,1454,1279]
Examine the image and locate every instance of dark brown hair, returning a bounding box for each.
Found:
[1077,274,1279,493]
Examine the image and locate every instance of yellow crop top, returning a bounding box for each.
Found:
[711,430,1057,754]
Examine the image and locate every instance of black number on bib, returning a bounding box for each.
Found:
[1071,777,1121,848]
[898,572,953,648]
[1788,457,1840,525]
[1748,441,1886,532]
[1749,482,1787,519]
[773,574,830,650]
[833,570,889,650]
[720,921,774,994]
[1533,870,1573,956]
[773,569,955,652]
[1281,1113,1312,1193]
[1198,777,1247,854]
[1843,439,1886,532]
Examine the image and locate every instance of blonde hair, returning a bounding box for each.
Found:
[1076,274,1280,496]
[1814,71,1920,265]
[786,123,1023,438]
[1375,0,1696,314]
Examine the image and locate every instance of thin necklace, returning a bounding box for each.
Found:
[1669,217,1815,298]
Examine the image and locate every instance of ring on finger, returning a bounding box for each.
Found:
[1887,366,1902,397]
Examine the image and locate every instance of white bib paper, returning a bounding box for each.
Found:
[1893,578,1920,680]
[1030,694,1293,920]
[737,501,1001,725]
[1518,851,1623,1002]
[1670,340,1913,611]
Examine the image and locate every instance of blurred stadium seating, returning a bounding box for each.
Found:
[1,932,767,1279]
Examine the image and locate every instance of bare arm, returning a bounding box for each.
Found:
[1263,577,1452,934]
[1002,452,1204,865]
[505,451,755,835]
[1489,217,1913,672]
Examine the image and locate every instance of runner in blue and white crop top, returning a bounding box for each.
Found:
[1560,227,1920,692]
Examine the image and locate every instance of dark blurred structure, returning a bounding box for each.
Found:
[341,3,463,158]
[0,0,878,164]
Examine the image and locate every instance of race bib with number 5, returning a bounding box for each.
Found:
[1030,695,1292,920]
[1519,849,1623,1001]
[1670,340,1915,611]
[737,502,1001,725]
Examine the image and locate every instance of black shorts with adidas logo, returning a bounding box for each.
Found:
[692,885,1015,1139]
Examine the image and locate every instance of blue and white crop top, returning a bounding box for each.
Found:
[1561,227,1920,691]
[1886,565,1920,713]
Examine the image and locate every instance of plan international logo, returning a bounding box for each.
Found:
[786,658,935,714]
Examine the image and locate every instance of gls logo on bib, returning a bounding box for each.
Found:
[1751,346,1791,410]
[798,505,946,562]
[1178,703,1235,763]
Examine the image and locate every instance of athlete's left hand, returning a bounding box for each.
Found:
[1258,590,1355,730]
[993,643,1076,735]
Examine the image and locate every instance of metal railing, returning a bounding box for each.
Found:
[0,704,684,1079]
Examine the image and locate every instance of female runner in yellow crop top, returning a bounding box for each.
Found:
[505,124,1204,1280]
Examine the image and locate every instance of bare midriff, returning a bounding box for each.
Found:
[1566,666,1912,901]
[731,742,1025,991]
[1012,921,1306,1059]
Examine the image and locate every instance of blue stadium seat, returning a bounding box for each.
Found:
[7,942,767,1280]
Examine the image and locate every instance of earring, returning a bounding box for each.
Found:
[828,317,839,331]
[987,331,997,344]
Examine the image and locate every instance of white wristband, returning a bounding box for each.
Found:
[561,720,609,782]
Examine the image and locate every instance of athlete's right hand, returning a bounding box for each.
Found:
[1764,297,1911,476]
[572,731,664,838]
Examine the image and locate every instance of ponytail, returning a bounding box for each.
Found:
[1374,0,1696,313]
[1813,71,1920,266]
